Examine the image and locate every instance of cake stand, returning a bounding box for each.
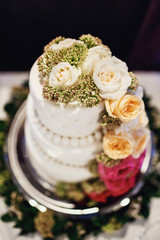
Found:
[5,101,153,218]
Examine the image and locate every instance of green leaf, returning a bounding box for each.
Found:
[52,216,67,234]
[4,103,17,116]
[67,225,79,240]
[0,121,8,132]
[1,213,17,222]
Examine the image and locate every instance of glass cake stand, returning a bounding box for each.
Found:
[5,101,153,218]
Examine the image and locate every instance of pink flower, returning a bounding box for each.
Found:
[98,150,146,197]
[106,177,136,197]
[87,190,111,203]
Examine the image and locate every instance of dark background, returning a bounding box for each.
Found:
[0,0,160,71]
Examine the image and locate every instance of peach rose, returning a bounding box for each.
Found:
[103,131,135,160]
[105,94,144,123]
[132,127,150,158]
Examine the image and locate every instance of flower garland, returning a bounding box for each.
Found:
[0,83,160,240]
[42,74,102,107]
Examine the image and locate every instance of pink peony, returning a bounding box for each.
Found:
[106,177,136,197]
[87,190,111,203]
[98,150,146,197]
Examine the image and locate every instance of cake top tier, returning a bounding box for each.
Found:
[37,34,137,107]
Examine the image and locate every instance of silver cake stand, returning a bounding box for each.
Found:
[6,101,153,217]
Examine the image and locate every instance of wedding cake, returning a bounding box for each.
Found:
[25,35,150,203]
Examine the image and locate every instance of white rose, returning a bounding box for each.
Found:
[50,38,83,52]
[49,62,81,89]
[93,56,132,99]
[82,45,111,74]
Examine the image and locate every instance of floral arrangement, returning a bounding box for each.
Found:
[0,84,160,240]
[38,34,138,107]
[37,34,150,203]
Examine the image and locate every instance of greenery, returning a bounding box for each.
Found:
[43,74,102,107]
[79,34,102,49]
[44,36,65,52]
[96,152,120,167]
[38,43,88,76]
[100,111,121,130]
[129,72,138,91]
[0,84,160,240]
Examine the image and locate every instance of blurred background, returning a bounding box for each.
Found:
[0,0,160,71]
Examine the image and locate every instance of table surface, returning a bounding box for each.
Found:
[0,71,160,240]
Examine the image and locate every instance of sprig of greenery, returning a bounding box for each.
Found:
[44,36,65,52]
[38,43,88,77]
[43,74,102,107]
[55,182,85,202]
[129,72,138,91]
[96,152,120,167]
[79,34,102,48]
[81,179,106,194]
[100,111,121,130]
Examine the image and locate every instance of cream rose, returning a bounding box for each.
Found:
[105,94,144,123]
[49,62,81,89]
[82,45,111,74]
[93,57,131,99]
[50,38,83,51]
[103,131,135,160]
[132,127,150,158]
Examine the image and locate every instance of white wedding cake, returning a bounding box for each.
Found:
[25,35,150,203]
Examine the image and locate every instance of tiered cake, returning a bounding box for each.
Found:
[25,35,150,203]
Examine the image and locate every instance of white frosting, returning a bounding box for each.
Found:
[25,59,105,184]
[27,95,103,145]
[26,95,103,168]
[29,61,105,137]
[25,120,94,183]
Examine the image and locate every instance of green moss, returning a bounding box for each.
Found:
[96,152,120,167]
[101,217,122,233]
[87,159,99,176]
[38,43,88,77]
[81,179,106,194]
[129,72,138,91]
[79,34,102,48]
[100,112,121,130]
[42,74,102,107]
[0,170,11,194]
[44,36,65,51]
[55,181,85,202]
